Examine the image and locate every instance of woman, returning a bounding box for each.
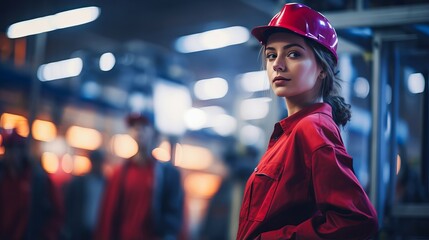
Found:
[237,3,378,239]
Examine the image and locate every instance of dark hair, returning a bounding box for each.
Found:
[304,39,351,127]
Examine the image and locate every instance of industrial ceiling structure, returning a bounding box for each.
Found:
[1,0,429,137]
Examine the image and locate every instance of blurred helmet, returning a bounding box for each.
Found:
[251,3,338,62]
[0,128,26,148]
[125,112,154,127]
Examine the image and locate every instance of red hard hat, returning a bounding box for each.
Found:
[126,112,153,127]
[251,3,338,62]
[0,128,26,148]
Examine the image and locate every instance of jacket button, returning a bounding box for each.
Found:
[254,167,258,172]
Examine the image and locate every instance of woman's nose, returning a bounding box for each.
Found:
[273,58,285,72]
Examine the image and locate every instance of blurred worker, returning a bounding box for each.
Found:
[62,150,107,240]
[236,3,378,239]
[95,112,184,240]
[0,128,63,240]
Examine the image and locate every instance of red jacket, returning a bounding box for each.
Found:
[237,103,378,240]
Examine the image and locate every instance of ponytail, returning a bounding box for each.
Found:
[306,39,352,127]
[324,95,351,127]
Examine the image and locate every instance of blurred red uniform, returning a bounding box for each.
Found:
[0,129,63,240]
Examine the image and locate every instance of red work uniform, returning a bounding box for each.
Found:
[95,160,156,240]
[0,167,62,240]
[237,103,378,240]
[0,169,31,240]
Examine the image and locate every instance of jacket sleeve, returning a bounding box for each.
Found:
[94,167,122,240]
[295,146,378,239]
[258,146,378,240]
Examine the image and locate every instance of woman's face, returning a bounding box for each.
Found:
[265,32,323,102]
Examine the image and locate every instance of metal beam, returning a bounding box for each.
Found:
[370,31,386,227]
[324,4,429,29]
[241,0,429,29]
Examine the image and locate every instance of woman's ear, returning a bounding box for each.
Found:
[319,71,326,80]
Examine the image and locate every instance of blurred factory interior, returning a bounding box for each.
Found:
[1,0,429,239]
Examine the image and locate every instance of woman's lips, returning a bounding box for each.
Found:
[273,76,291,83]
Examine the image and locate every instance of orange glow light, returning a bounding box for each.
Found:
[174,144,213,170]
[152,140,171,162]
[66,126,102,150]
[111,134,138,159]
[0,113,29,137]
[32,119,57,142]
[61,154,73,174]
[396,154,401,175]
[41,152,59,173]
[184,173,222,198]
[0,134,3,155]
[73,155,92,176]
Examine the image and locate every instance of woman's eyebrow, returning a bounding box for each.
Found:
[265,43,305,51]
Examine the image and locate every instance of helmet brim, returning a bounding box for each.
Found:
[252,25,316,45]
[251,25,279,44]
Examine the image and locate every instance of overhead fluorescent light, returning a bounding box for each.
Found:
[240,97,271,120]
[239,124,265,147]
[175,26,250,53]
[7,6,100,38]
[237,70,270,92]
[353,77,370,99]
[194,77,228,100]
[184,108,207,130]
[99,52,116,71]
[212,114,237,136]
[408,72,425,94]
[37,57,83,81]
[154,80,192,135]
[187,106,226,129]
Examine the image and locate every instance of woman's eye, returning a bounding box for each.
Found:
[288,51,301,58]
[265,53,276,60]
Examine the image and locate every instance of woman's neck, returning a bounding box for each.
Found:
[284,96,323,116]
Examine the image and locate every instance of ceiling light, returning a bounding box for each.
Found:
[99,52,115,71]
[37,57,83,81]
[240,97,271,120]
[237,71,269,92]
[408,72,425,94]
[7,6,100,39]
[239,124,265,147]
[154,81,192,135]
[353,77,370,99]
[198,106,226,128]
[184,108,207,130]
[212,114,237,136]
[194,77,228,100]
[175,26,250,53]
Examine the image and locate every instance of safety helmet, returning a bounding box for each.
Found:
[126,112,154,127]
[251,3,338,62]
[0,128,26,148]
